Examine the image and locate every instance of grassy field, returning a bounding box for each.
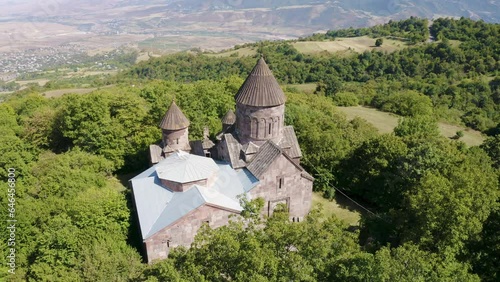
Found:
[42,88,97,98]
[293,36,407,55]
[17,79,50,87]
[206,46,257,58]
[338,106,399,134]
[207,36,406,58]
[312,192,361,226]
[136,51,163,63]
[338,106,485,146]
[65,70,118,77]
[285,83,317,93]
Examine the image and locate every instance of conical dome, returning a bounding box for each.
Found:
[222,109,236,125]
[159,101,190,130]
[235,58,286,107]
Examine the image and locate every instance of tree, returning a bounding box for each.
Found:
[338,120,498,257]
[375,38,383,47]
[394,115,440,140]
[336,134,408,207]
[468,208,500,282]
[480,135,500,169]
[330,244,479,281]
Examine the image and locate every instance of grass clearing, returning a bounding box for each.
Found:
[42,88,97,98]
[338,106,399,134]
[437,123,485,147]
[285,83,316,93]
[338,106,485,146]
[293,36,407,54]
[312,192,361,226]
[206,47,257,58]
[65,70,118,77]
[41,85,116,98]
[17,79,50,87]
[136,51,163,63]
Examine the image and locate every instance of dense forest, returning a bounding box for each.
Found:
[0,17,499,281]
[124,17,500,132]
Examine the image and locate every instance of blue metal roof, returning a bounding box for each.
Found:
[130,176,174,239]
[131,157,260,240]
[155,151,220,183]
[146,187,206,238]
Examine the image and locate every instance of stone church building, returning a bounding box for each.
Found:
[130,58,313,262]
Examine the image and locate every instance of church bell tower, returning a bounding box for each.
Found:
[234,58,286,146]
[159,101,191,155]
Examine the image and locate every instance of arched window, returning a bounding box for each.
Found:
[259,118,266,139]
[267,118,274,137]
[251,118,258,138]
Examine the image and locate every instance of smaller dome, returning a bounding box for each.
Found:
[159,101,190,130]
[156,151,219,184]
[222,109,236,125]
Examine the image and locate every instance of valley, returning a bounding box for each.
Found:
[1,0,499,82]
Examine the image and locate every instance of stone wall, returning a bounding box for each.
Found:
[144,204,238,262]
[160,178,207,192]
[162,127,190,151]
[249,154,313,220]
[236,103,285,146]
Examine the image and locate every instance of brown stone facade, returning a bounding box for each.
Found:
[144,204,239,262]
[236,103,285,146]
[159,173,218,192]
[160,178,206,193]
[249,154,313,220]
[162,127,190,152]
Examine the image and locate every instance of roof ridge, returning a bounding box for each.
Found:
[247,140,282,178]
[193,185,208,203]
[145,193,176,238]
[196,185,243,212]
[261,139,282,152]
[146,189,206,238]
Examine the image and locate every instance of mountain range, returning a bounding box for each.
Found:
[0,1,498,54]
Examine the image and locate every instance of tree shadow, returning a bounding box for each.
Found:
[119,171,148,263]
[335,190,373,217]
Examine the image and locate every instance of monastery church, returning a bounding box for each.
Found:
[130,58,314,262]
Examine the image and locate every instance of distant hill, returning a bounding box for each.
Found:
[2,1,499,31]
[162,0,500,26]
[1,0,499,73]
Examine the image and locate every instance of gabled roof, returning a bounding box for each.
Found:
[235,58,286,107]
[279,126,302,159]
[146,185,243,238]
[241,141,259,155]
[159,101,190,130]
[130,170,174,239]
[149,144,163,164]
[223,133,246,169]
[247,140,283,178]
[202,138,215,149]
[222,109,236,125]
[246,139,313,182]
[155,151,219,183]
